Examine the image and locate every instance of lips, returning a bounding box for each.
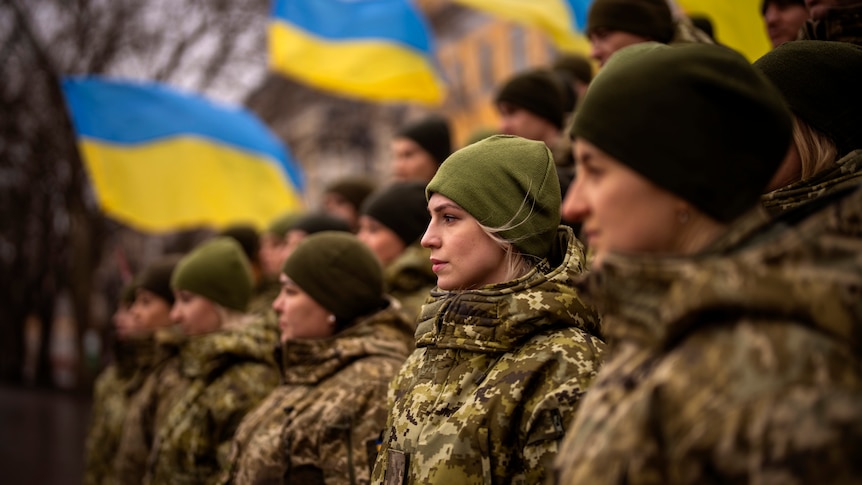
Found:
[430,258,446,273]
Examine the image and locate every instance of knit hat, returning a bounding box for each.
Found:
[495,69,567,129]
[265,211,303,239]
[426,135,561,258]
[324,177,376,211]
[587,0,675,44]
[218,224,260,265]
[137,254,183,306]
[396,115,453,165]
[553,53,595,85]
[291,212,351,235]
[171,237,253,312]
[572,43,792,223]
[761,0,805,15]
[282,231,386,322]
[753,40,862,156]
[361,181,430,246]
[119,279,137,307]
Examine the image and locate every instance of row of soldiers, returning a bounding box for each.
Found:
[84,0,862,483]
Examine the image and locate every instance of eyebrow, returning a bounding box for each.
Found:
[428,201,464,214]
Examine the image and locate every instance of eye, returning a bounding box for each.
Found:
[442,213,458,224]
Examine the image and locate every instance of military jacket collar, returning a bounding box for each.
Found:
[762,149,862,216]
[415,227,600,353]
[180,316,276,379]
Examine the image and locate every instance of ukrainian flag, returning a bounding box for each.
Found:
[450,0,593,53]
[268,0,445,105]
[61,76,305,233]
[675,0,771,61]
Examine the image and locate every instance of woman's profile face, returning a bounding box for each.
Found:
[128,289,173,337]
[357,215,407,267]
[421,194,509,291]
[170,290,221,336]
[563,139,684,267]
[272,275,334,343]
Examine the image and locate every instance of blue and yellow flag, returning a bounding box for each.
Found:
[451,0,593,53]
[268,0,445,105]
[61,76,305,233]
[676,0,770,61]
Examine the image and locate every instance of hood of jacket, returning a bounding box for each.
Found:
[762,149,862,216]
[579,185,862,355]
[179,314,278,378]
[278,302,414,385]
[414,226,601,353]
[385,242,436,293]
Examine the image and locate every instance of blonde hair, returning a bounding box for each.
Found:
[793,116,838,180]
[476,223,537,283]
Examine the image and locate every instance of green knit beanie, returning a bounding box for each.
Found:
[495,69,567,129]
[587,0,675,44]
[171,237,253,312]
[396,115,453,165]
[361,181,430,246]
[282,231,386,322]
[753,40,862,156]
[426,135,561,258]
[553,53,595,85]
[324,177,377,210]
[218,224,260,265]
[572,43,793,223]
[266,211,303,238]
[137,254,183,306]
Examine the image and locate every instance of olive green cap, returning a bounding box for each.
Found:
[587,0,675,43]
[572,43,792,222]
[426,135,561,258]
[171,237,253,312]
[282,231,385,323]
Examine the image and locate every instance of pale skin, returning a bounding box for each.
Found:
[391,137,440,183]
[170,290,222,336]
[421,194,510,291]
[259,232,288,279]
[589,29,653,67]
[272,274,335,343]
[122,288,173,339]
[357,215,407,267]
[563,139,727,267]
[764,2,809,47]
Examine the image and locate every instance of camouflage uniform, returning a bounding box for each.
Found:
[762,149,862,217]
[555,185,862,484]
[110,327,185,484]
[249,276,281,317]
[116,317,279,485]
[83,336,156,485]
[220,304,414,485]
[385,243,436,325]
[372,227,605,485]
[801,3,862,45]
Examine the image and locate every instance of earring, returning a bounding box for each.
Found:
[677,208,690,225]
[327,314,336,324]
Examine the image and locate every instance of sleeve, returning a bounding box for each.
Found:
[111,375,158,485]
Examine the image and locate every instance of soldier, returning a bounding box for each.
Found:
[321,176,377,232]
[371,135,606,484]
[390,115,452,183]
[220,231,414,484]
[357,181,435,324]
[800,0,862,44]
[83,254,180,485]
[259,211,303,282]
[754,40,862,217]
[116,237,279,484]
[557,42,862,483]
[218,223,274,317]
[761,0,808,48]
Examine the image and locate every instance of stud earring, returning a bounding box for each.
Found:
[327,314,336,324]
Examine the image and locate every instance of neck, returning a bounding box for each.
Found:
[674,213,728,256]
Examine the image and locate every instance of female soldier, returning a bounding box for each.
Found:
[556,43,862,483]
[371,135,605,484]
[83,254,179,485]
[754,40,862,216]
[221,231,414,484]
[120,237,279,484]
[357,181,435,323]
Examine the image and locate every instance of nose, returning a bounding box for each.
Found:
[764,5,779,25]
[420,223,437,249]
[272,292,285,315]
[169,303,181,323]
[561,179,589,223]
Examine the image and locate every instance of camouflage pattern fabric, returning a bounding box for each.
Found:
[249,276,281,317]
[384,243,436,325]
[671,16,715,45]
[83,336,156,485]
[372,227,605,485]
[762,149,862,217]
[220,304,414,485]
[555,185,862,484]
[801,3,862,45]
[110,327,186,485]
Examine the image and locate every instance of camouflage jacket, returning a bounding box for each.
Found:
[762,149,862,217]
[372,227,605,485]
[110,327,185,485]
[555,186,862,484]
[117,317,279,485]
[83,336,157,485]
[249,277,281,317]
[220,304,414,485]
[385,243,436,325]
[801,3,862,45]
